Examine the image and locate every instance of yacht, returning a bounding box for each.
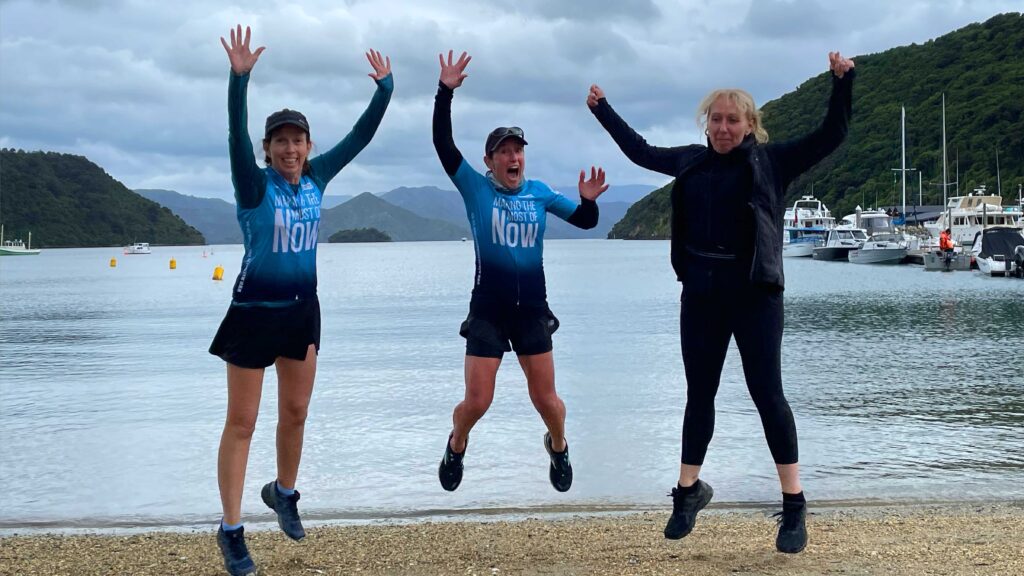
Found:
[0,225,41,256]
[923,186,1024,247]
[123,242,152,255]
[782,195,834,258]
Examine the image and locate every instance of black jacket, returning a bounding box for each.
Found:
[590,70,854,289]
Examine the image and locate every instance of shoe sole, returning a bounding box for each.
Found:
[664,483,714,540]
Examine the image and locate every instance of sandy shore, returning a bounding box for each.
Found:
[1,502,1022,575]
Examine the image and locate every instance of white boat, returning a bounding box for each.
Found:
[970,227,1024,277]
[923,186,1024,247]
[812,228,866,261]
[0,225,41,256]
[849,232,908,265]
[123,242,151,255]
[783,226,828,257]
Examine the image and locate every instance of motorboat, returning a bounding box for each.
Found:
[0,225,41,256]
[784,195,836,229]
[970,227,1024,277]
[123,242,151,255]
[812,228,866,261]
[848,232,908,265]
[783,226,828,258]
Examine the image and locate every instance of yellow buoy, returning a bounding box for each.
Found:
[169,258,177,270]
[109,257,117,268]
[213,265,224,281]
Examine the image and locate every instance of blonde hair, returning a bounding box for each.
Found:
[697,89,769,144]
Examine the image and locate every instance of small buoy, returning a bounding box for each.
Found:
[212,265,224,281]
[202,250,208,258]
[169,258,177,270]
[110,257,117,268]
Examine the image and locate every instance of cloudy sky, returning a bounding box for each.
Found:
[0,0,1018,202]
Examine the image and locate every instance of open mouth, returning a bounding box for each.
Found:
[506,166,520,180]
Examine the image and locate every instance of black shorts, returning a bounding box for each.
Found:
[209,297,321,369]
[459,301,559,358]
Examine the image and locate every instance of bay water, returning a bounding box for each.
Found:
[1,240,1022,530]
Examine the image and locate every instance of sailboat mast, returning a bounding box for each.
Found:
[942,94,948,207]
[995,148,1001,197]
[901,106,907,216]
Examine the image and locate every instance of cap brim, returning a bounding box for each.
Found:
[265,120,310,135]
[487,135,528,153]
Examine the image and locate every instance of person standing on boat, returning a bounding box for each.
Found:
[587,51,855,553]
[433,50,608,494]
[209,25,392,576]
[940,228,955,254]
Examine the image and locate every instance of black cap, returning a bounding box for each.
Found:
[485,126,527,155]
[265,109,310,138]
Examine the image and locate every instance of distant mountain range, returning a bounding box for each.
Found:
[137,182,653,244]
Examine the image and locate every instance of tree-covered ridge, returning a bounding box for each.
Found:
[610,12,1024,239]
[328,227,392,242]
[0,150,205,247]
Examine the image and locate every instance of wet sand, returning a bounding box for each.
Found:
[1,502,1022,575]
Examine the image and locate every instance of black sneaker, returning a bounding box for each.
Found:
[664,479,713,539]
[261,481,305,541]
[774,501,807,553]
[438,433,465,491]
[543,432,573,492]
[217,526,257,576]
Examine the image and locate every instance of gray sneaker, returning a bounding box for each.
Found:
[261,481,305,541]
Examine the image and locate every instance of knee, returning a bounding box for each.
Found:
[461,391,493,418]
[224,413,258,439]
[528,387,561,412]
[279,400,310,426]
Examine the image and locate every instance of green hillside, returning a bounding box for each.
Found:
[611,12,1024,239]
[0,150,205,247]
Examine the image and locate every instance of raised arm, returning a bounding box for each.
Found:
[587,84,693,177]
[433,50,471,176]
[565,167,608,229]
[222,25,267,209]
[309,50,394,187]
[769,51,856,186]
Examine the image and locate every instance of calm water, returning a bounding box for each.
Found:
[1,240,1022,530]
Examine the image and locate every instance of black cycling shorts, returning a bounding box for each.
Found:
[459,301,559,358]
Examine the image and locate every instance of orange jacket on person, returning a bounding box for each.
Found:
[939,231,954,251]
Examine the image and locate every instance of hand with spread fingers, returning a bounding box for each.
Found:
[829,51,855,79]
[586,84,606,109]
[578,166,609,201]
[366,49,391,81]
[220,24,265,75]
[439,50,472,90]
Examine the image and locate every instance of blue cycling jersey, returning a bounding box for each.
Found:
[226,71,392,304]
[450,161,577,305]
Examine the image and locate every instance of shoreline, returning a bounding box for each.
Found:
[2,501,1022,575]
[2,496,1020,534]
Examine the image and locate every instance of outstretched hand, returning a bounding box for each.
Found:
[829,51,854,79]
[586,84,605,109]
[578,166,609,201]
[366,49,391,80]
[439,50,471,90]
[220,25,265,75]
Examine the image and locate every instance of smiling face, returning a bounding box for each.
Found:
[263,124,312,184]
[484,138,526,190]
[706,95,752,154]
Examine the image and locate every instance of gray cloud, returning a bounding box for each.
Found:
[1,0,1019,201]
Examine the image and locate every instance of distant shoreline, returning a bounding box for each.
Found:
[2,501,1021,575]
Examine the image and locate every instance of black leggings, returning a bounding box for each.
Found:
[679,285,798,465]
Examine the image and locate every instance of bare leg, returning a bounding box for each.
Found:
[217,364,264,525]
[777,463,802,494]
[518,352,566,451]
[273,344,317,489]
[450,355,500,452]
[678,463,702,488]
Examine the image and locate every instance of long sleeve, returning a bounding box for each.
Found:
[227,72,267,209]
[768,69,855,187]
[566,198,599,229]
[309,74,394,190]
[590,99,694,177]
[432,82,464,177]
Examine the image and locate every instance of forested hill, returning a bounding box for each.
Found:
[611,12,1024,239]
[0,150,205,247]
